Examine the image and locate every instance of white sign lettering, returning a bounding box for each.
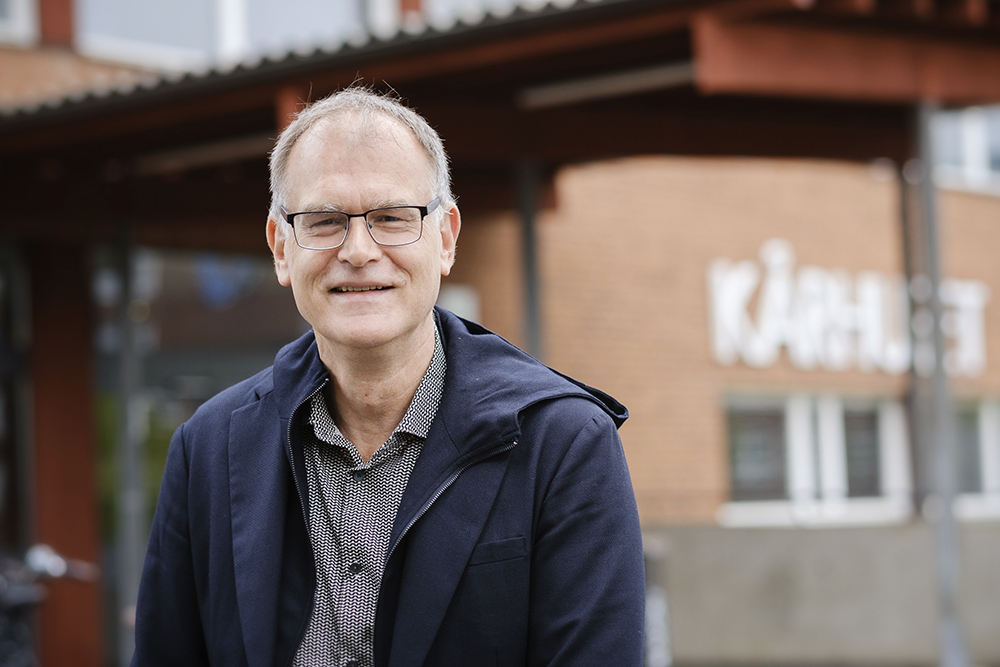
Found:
[707,239,991,377]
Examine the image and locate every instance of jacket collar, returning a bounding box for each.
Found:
[271,332,329,421]
[432,306,627,452]
[268,307,628,447]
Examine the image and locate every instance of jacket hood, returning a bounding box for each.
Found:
[268,307,628,452]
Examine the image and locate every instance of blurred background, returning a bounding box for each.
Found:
[0,0,999,664]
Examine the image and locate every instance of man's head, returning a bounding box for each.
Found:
[266,87,461,358]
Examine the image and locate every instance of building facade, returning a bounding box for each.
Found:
[447,154,1000,662]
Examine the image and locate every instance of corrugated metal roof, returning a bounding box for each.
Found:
[0,0,645,124]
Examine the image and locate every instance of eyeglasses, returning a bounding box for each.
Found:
[283,198,441,250]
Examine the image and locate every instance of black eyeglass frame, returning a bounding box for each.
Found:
[281,197,441,250]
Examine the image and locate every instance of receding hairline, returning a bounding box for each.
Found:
[290,109,435,175]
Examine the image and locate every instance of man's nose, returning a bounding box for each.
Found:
[337,218,382,265]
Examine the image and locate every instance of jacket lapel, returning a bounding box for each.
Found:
[229,399,288,667]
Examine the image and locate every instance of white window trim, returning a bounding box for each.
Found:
[76,32,210,73]
[719,396,913,528]
[817,395,847,502]
[954,399,1000,521]
[934,106,1000,198]
[216,0,249,67]
[0,0,38,46]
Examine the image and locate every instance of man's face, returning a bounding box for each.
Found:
[267,114,460,358]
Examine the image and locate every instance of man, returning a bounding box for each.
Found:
[132,87,644,667]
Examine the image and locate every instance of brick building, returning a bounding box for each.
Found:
[456,155,1000,662]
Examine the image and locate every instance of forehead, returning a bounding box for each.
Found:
[285,112,434,206]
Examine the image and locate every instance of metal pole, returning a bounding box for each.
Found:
[517,160,544,361]
[116,225,147,666]
[915,101,970,667]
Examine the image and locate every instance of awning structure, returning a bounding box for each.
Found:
[1,0,997,250]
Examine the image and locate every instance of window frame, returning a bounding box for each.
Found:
[0,0,37,47]
[953,399,1000,520]
[719,394,912,528]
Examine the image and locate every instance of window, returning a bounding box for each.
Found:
[956,407,982,495]
[844,407,881,498]
[720,395,912,527]
[728,406,786,501]
[0,0,36,46]
[953,400,1000,520]
[933,106,1000,195]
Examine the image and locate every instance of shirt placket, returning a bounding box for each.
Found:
[337,449,381,667]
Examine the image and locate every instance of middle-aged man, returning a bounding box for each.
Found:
[132,87,644,667]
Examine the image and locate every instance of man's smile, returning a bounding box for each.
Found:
[332,285,392,293]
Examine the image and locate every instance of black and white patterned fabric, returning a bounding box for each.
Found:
[292,325,446,667]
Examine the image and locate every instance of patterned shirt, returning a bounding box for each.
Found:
[292,326,446,667]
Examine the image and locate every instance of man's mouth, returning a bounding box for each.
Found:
[333,285,390,293]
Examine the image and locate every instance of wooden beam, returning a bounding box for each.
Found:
[816,0,877,15]
[937,0,989,24]
[692,14,1000,103]
[702,0,817,21]
[0,85,277,155]
[875,0,936,20]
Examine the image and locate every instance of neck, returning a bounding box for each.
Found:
[317,316,436,462]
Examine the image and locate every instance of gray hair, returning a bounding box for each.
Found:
[269,87,453,232]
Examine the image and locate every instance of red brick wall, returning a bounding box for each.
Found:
[535,156,1000,524]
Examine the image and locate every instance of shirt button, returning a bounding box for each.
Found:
[348,563,363,575]
[351,470,365,482]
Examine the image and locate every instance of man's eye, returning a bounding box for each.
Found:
[370,213,404,224]
[305,215,343,229]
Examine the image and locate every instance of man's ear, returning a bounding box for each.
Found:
[439,204,461,277]
[266,217,292,286]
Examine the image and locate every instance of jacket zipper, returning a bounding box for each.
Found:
[374,438,518,666]
[384,438,518,566]
[286,380,328,667]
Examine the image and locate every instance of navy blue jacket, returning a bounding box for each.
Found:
[132,308,645,666]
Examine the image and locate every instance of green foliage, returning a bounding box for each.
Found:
[95,392,176,545]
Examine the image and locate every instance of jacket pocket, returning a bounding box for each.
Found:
[468,536,526,566]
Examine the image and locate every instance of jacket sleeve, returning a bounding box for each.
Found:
[131,422,211,666]
[528,409,645,666]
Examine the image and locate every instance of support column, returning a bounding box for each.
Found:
[31,244,102,667]
[911,101,970,667]
[115,226,146,667]
[516,160,543,361]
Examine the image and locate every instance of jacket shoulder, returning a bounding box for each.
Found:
[183,365,275,435]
